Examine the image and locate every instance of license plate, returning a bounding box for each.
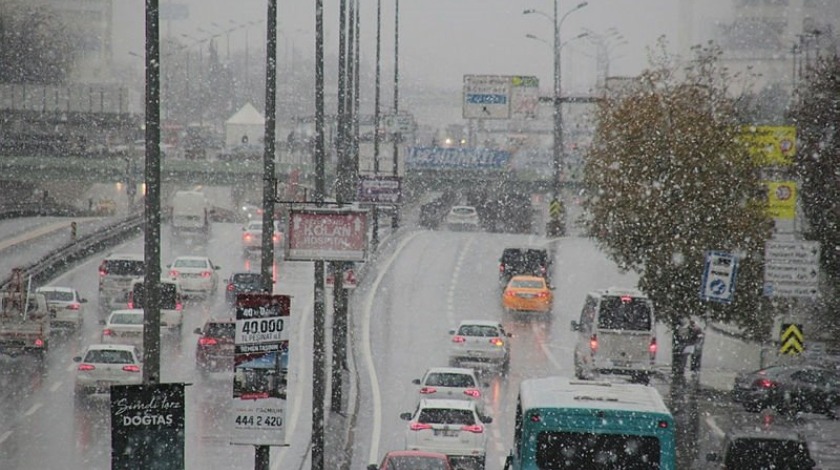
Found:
[518,293,535,298]
[434,429,459,437]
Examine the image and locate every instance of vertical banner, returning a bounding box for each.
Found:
[111,383,185,470]
[232,293,291,445]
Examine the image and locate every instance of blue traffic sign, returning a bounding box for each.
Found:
[466,93,507,105]
[700,251,739,304]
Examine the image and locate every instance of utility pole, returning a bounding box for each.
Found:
[312,0,327,467]
[391,0,400,230]
[371,0,382,250]
[142,0,162,388]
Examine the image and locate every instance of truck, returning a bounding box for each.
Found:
[171,190,210,239]
[0,269,51,357]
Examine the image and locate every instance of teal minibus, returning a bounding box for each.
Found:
[503,377,676,469]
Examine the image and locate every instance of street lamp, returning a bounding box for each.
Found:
[524,1,588,237]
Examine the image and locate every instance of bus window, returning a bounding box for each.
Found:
[536,432,661,469]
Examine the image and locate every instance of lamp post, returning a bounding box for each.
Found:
[524,1,588,237]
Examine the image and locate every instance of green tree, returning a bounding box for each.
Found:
[584,42,773,382]
[0,3,78,84]
[791,56,840,335]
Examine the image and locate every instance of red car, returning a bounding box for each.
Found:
[368,450,452,470]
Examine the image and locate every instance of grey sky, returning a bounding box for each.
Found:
[113,0,723,97]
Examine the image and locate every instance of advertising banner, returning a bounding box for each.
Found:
[231,294,291,445]
[286,208,368,261]
[406,147,511,170]
[111,383,185,470]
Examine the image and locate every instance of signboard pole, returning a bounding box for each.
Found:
[331,262,345,412]
[391,0,400,230]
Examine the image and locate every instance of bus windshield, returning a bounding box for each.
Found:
[536,431,661,469]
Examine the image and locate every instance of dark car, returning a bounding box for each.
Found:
[699,415,816,470]
[368,450,453,470]
[194,318,235,373]
[732,364,840,417]
[225,272,265,305]
[499,247,552,287]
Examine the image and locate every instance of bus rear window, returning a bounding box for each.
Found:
[536,431,661,469]
[598,296,652,331]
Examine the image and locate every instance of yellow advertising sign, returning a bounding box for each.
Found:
[765,180,797,220]
[739,125,796,166]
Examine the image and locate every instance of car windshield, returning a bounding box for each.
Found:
[425,372,475,388]
[110,313,143,325]
[535,432,661,469]
[246,222,262,231]
[174,259,208,268]
[387,456,449,470]
[452,207,475,215]
[103,260,145,276]
[510,279,545,289]
[458,325,499,337]
[417,408,475,425]
[41,290,74,302]
[83,349,135,364]
[597,296,652,331]
[233,273,263,285]
[205,322,235,339]
[725,438,813,469]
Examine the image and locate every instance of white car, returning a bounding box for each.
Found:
[101,309,145,350]
[401,398,491,469]
[73,344,143,398]
[412,367,486,413]
[36,286,87,330]
[167,256,220,297]
[128,279,184,331]
[448,320,511,372]
[445,206,480,231]
[241,220,283,256]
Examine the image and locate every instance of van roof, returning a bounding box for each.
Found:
[104,253,144,261]
[519,376,671,416]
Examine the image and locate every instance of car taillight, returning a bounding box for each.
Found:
[452,335,466,343]
[122,365,141,373]
[649,337,657,356]
[409,422,432,431]
[103,329,113,336]
[464,389,481,398]
[536,291,549,298]
[227,283,235,291]
[176,302,183,311]
[419,386,437,394]
[243,233,252,241]
[201,271,212,278]
[68,303,81,310]
[490,337,504,347]
[78,363,95,371]
[540,266,547,274]
[499,264,505,273]
[503,290,516,297]
[169,269,179,278]
[589,334,598,353]
[98,263,108,276]
[755,379,777,389]
[127,301,134,309]
[34,338,44,347]
[199,337,218,346]
[461,424,484,433]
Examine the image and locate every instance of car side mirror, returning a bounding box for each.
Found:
[411,379,421,385]
[99,320,107,326]
[399,412,413,421]
[706,452,719,462]
[194,328,203,335]
[448,329,455,335]
[481,415,493,424]
[570,320,579,331]
[73,356,82,362]
[80,298,88,303]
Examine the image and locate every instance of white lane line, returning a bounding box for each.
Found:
[533,322,565,371]
[24,403,42,417]
[364,233,420,465]
[447,237,475,325]
[66,362,77,372]
[49,381,62,393]
[0,431,11,444]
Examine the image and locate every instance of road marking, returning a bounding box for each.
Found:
[364,232,420,465]
[49,381,62,393]
[533,322,565,371]
[66,362,77,372]
[24,403,42,417]
[0,431,11,444]
[705,415,725,438]
[447,237,475,325]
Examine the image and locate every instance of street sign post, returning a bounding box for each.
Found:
[763,240,820,299]
[357,175,402,204]
[231,294,291,446]
[286,208,368,262]
[700,251,739,304]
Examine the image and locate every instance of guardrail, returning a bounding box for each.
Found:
[0,212,143,290]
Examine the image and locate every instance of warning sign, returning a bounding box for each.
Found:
[765,180,796,220]
[780,323,804,355]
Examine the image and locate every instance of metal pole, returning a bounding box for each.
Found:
[257,1,277,468]
[330,262,345,412]
[552,0,563,209]
[391,0,400,230]
[142,0,162,387]
[372,0,382,250]
[353,0,361,174]
[346,0,356,195]
[313,0,326,467]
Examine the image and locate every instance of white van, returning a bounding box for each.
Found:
[571,287,656,384]
[171,190,210,238]
[98,253,145,315]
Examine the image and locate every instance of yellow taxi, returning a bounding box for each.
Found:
[502,275,553,313]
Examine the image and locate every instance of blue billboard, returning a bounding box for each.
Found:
[407,147,511,170]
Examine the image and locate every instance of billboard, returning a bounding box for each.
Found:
[111,383,185,470]
[286,208,368,261]
[231,294,291,445]
[463,75,539,120]
[407,147,511,170]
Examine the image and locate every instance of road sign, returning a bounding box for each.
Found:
[382,113,415,134]
[406,147,511,170]
[780,323,804,355]
[739,125,796,166]
[700,251,739,304]
[357,175,402,204]
[286,208,368,262]
[763,240,820,299]
[463,75,511,119]
[765,181,797,221]
[325,264,358,289]
[510,75,540,119]
[549,199,563,219]
[111,383,185,470]
[232,294,291,445]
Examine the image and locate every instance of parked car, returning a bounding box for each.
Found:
[74,344,143,398]
[225,272,265,305]
[401,399,491,469]
[501,275,553,313]
[36,286,87,330]
[732,364,840,417]
[368,450,453,470]
[194,318,236,373]
[448,320,511,373]
[498,247,552,287]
